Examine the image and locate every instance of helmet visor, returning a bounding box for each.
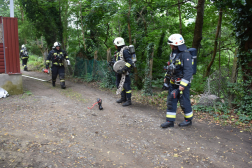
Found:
[167,40,173,44]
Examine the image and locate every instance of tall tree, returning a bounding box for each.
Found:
[19,0,63,47]
[205,8,223,77]
[214,0,252,89]
[192,0,205,51]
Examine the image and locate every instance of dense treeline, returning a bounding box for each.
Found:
[0,0,251,122]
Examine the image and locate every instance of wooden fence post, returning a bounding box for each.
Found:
[92,51,98,78]
[107,48,111,62]
[107,48,111,71]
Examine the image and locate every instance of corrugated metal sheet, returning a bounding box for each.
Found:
[0,16,4,73]
[0,43,5,73]
[3,17,20,74]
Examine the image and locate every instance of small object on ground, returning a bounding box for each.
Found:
[42,68,50,74]
[88,98,103,110]
[0,87,9,98]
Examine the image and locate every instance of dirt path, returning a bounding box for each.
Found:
[0,70,251,168]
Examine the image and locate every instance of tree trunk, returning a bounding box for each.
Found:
[178,0,182,35]
[127,0,132,45]
[107,48,111,62]
[241,5,252,90]
[104,23,109,48]
[204,8,222,77]
[192,0,205,51]
[149,48,154,79]
[228,49,238,107]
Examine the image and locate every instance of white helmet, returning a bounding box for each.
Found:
[53,42,61,47]
[168,34,185,46]
[168,34,187,51]
[113,37,125,46]
[21,44,25,48]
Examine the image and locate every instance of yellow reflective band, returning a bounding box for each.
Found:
[170,80,175,84]
[166,114,176,118]
[53,62,58,65]
[175,61,181,65]
[66,56,69,58]
[54,53,57,55]
[122,88,124,91]
[116,53,120,61]
[60,80,65,82]
[46,60,50,63]
[125,63,131,67]
[184,113,193,118]
[180,81,188,86]
[59,63,63,66]
[126,90,132,93]
[60,52,63,54]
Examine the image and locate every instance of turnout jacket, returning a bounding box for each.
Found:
[115,46,133,74]
[20,49,29,59]
[46,48,69,67]
[166,49,193,88]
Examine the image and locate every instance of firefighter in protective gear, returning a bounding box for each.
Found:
[46,42,70,89]
[161,34,194,128]
[113,37,133,106]
[20,44,29,71]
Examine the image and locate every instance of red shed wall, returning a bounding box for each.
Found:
[3,17,20,74]
[0,43,4,73]
[0,16,4,73]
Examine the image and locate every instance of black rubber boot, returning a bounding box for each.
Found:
[116,98,126,103]
[60,82,66,89]
[122,100,132,106]
[116,92,126,103]
[24,66,28,71]
[52,81,56,87]
[160,121,174,128]
[178,120,192,127]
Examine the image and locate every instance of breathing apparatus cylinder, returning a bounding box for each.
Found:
[129,45,137,63]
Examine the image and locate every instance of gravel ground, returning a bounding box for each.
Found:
[0,70,251,168]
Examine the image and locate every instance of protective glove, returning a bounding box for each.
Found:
[108,61,115,67]
[66,60,71,65]
[162,83,169,90]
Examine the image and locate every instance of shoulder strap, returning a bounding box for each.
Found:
[119,46,129,61]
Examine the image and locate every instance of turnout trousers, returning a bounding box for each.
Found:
[116,74,132,100]
[51,65,65,87]
[22,58,28,70]
[166,84,193,122]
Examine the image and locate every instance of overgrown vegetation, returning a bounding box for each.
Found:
[1,0,251,127]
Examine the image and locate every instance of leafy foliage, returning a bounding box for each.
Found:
[1,0,251,123]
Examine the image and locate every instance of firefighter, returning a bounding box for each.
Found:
[20,44,29,71]
[46,42,70,89]
[113,37,133,106]
[161,34,193,128]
